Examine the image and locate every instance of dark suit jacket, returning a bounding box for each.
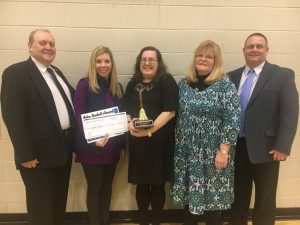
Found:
[1,58,75,169]
[229,61,299,164]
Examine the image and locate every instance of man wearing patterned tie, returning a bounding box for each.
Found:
[229,33,299,225]
[1,29,75,225]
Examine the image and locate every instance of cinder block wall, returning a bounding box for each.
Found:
[0,0,299,213]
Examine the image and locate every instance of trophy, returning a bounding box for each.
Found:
[134,90,154,129]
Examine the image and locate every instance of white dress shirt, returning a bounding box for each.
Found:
[237,61,266,99]
[31,57,74,130]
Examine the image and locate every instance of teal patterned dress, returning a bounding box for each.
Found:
[171,76,240,215]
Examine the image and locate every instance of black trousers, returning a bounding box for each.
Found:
[231,137,280,225]
[19,157,72,225]
[82,162,117,225]
[135,184,166,225]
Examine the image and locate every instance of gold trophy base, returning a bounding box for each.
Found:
[134,120,154,129]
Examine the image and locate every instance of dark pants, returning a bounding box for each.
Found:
[136,184,166,225]
[231,137,280,225]
[19,157,72,225]
[82,162,117,225]
[183,206,223,225]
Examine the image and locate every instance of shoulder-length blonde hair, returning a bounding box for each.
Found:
[87,46,122,98]
[187,40,225,85]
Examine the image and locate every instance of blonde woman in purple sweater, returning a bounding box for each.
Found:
[73,46,126,225]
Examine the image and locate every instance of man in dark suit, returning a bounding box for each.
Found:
[228,33,299,225]
[1,29,75,225]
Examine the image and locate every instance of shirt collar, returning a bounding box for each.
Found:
[245,61,266,76]
[31,56,53,74]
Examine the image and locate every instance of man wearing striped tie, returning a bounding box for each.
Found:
[229,33,299,225]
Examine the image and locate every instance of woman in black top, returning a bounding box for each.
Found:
[124,46,178,225]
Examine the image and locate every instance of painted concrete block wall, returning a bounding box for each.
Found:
[0,0,299,213]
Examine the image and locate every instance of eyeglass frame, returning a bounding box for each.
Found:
[140,58,158,64]
[195,54,214,61]
[244,44,267,50]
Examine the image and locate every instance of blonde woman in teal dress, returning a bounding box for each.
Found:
[171,40,240,225]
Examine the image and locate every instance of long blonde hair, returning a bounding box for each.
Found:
[87,46,122,98]
[187,40,225,85]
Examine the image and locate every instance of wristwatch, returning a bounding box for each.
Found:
[220,149,228,155]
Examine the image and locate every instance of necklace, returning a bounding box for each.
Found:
[135,81,154,92]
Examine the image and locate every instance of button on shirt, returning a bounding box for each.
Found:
[237,62,265,97]
[31,57,74,130]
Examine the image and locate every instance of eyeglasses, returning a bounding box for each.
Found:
[245,44,266,50]
[195,54,214,60]
[140,58,158,64]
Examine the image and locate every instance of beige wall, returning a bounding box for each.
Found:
[0,0,299,213]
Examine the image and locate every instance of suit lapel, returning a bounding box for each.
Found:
[230,67,244,89]
[52,66,76,128]
[247,62,272,107]
[51,66,75,97]
[26,58,62,131]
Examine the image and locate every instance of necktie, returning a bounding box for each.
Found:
[47,68,75,128]
[240,68,255,136]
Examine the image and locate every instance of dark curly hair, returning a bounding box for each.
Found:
[131,46,168,85]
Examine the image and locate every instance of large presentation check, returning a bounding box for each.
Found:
[81,107,128,143]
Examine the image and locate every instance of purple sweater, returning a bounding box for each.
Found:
[73,78,126,165]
